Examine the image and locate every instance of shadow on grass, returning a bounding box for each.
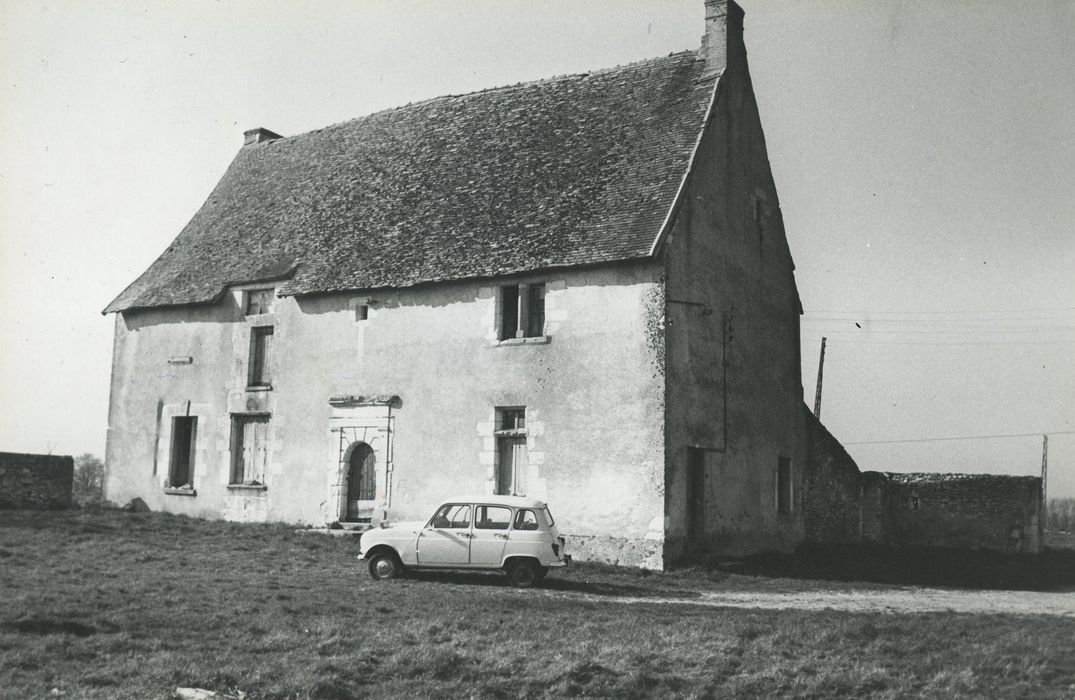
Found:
[399,567,701,599]
[714,543,1075,592]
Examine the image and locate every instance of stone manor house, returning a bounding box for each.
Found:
[104,1,809,568]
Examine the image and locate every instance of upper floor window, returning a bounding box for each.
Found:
[499,282,545,340]
[247,326,273,388]
[244,289,275,315]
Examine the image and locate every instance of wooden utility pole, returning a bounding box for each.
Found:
[1041,433,1049,503]
[813,337,827,419]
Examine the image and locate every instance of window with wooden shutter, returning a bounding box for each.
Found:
[231,415,270,485]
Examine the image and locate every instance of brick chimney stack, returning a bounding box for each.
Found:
[700,0,745,81]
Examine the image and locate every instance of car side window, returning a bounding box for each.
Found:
[430,504,471,529]
[513,509,540,531]
[474,506,512,530]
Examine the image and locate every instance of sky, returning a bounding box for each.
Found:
[1,0,1073,496]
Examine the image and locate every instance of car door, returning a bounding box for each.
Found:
[469,505,513,566]
[416,504,472,566]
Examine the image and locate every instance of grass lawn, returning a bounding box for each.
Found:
[2,509,1074,699]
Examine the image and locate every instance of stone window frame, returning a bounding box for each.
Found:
[158,403,207,497]
[229,413,271,488]
[495,281,549,345]
[493,406,528,496]
[166,416,197,491]
[246,325,274,389]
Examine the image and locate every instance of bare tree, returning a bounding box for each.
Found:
[73,453,105,505]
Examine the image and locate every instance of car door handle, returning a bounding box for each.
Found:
[494,533,509,539]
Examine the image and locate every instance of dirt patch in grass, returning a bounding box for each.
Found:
[2,509,1074,699]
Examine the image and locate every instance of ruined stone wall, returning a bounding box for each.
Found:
[0,452,73,509]
[876,472,1042,553]
[802,409,862,543]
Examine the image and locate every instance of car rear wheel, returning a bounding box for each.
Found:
[505,559,540,588]
[368,552,402,580]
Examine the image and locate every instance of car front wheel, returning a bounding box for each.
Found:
[505,559,540,588]
[368,552,402,580]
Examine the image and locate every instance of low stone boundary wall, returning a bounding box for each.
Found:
[874,472,1042,553]
[0,452,74,509]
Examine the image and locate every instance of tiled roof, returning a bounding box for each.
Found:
[105,51,716,313]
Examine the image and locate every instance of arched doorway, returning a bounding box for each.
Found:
[345,442,376,522]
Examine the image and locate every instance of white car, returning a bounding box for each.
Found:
[358,495,570,587]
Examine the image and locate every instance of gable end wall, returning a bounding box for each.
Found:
[662,33,805,562]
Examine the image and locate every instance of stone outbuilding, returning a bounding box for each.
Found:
[103,1,808,568]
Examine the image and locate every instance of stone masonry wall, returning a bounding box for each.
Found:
[802,408,863,543]
[0,452,74,509]
[875,472,1042,553]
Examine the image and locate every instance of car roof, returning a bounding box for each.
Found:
[442,494,548,509]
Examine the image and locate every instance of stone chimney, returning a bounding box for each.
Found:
[700,0,745,81]
[243,127,283,146]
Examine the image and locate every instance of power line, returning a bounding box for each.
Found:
[803,307,1075,316]
[795,333,1075,344]
[806,327,1075,335]
[845,431,1075,446]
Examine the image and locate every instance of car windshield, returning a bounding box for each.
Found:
[542,506,555,527]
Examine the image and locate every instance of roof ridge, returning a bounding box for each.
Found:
[263,50,701,148]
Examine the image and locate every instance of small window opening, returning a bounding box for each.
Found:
[244,289,274,315]
[499,408,525,431]
[777,457,792,514]
[168,417,197,488]
[247,326,273,387]
[687,447,706,543]
[355,304,369,321]
[910,495,920,511]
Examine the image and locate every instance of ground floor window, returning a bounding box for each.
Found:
[231,414,270,485]
[494,407,527,495]
[168,416,197,488]
[777,457,792,514]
